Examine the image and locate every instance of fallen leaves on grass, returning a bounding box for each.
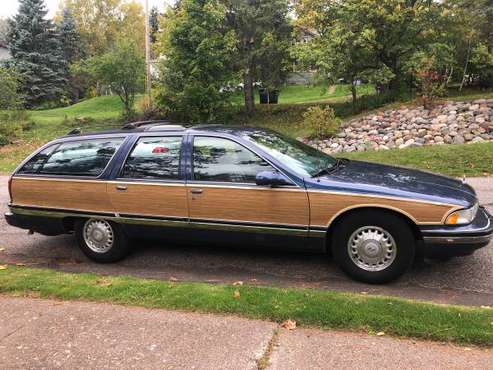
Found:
[15,263,26,267]
[169,277,178,282]
[95,278,113,287]
[233,281,243,286]
[0,265,7,270]
[281,319,297,330]
[233,290,241,299]
[376,332,386,336]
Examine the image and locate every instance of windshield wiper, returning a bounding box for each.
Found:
[312,158,349,178]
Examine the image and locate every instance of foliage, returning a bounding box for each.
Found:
[0,66,24,110]
[0,111,33,146]
[470,43,493,89]
[80,40,145,118]
[156,0,236,123]
[58,8,85,103]
[7,0,67,107]
[149,6,160,44]
[224,0,292,113]
[407,44,455,107]
[303,105,340,139]
[294,0,443,103]
[59,0,145,56]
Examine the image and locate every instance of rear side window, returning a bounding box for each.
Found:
[120,136,182,180]
[18,138,124,177]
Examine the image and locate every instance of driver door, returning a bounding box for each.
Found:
[187,136,309,232]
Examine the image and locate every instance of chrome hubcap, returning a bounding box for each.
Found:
[83,219,114,253]
[347,226,397,272]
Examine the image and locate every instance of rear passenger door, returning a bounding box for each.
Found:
[107,136,188,222]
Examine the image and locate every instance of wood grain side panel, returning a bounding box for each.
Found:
[308,192,458,226]
[188,187,309,226]
[11,178,114,213]
[107,182,188,218]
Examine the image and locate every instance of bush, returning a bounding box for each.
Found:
[0,111,35,146]
[303,105,340,139]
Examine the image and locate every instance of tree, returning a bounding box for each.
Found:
[149,6,160,44]
[156,0,236,123]
[82,40,144,118]
[223,0,292,114]
[58,7,85,102]
[0,66,23,109]
[59,0,145,56]
[7,0,67,107]
[58,8,83,64]
[295,0,441,99]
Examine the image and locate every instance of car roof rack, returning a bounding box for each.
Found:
[66,128,82,135]
[122,120,171,130]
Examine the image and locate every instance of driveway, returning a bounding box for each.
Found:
[1,175,493,306]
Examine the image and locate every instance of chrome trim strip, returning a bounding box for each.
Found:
[423,235,492,245]
[8,207,315,237]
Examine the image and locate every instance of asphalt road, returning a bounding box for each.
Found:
[1,175,493,306]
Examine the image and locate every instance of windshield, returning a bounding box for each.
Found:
[242,130,337,177]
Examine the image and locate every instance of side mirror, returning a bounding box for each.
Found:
[255,170,292,187]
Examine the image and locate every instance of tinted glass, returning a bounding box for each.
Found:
[193,137,271,183]
[121,136,182,180]
[242,130,337,177]
[18,145,57,174]
[20,138,123,176]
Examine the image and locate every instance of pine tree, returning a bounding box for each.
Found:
[7,0,67,107]
[58,7,84,102]
[58,8,83,64]
[149,6,160,44]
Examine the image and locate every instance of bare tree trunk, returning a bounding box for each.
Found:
[351,80,357,109]
[460,38,473,91]
[243,66,255,114]
[447,66,454,86]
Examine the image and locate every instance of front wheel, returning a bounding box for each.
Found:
[331,210,415,284]
[75,218,131,263]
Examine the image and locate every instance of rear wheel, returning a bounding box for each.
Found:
[331,210,415,284]
[75,218,131,263]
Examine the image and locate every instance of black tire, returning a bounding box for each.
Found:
[331,210,415,284]
[75,218,131,263]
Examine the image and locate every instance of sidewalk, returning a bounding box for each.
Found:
[1,296,492,369]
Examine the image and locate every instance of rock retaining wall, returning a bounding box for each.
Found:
[307,99,493,153]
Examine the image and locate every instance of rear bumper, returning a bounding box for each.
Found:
[419,206,493,257]
[5,210,67,236]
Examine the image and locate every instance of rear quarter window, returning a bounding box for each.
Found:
[18,138,124,177]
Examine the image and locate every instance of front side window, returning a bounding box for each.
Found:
[193,137,272,183]
[19,138,123,177]
[120,136,182,180]
[242,130,337,177]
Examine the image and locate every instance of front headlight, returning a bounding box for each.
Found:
[445,203,479,225]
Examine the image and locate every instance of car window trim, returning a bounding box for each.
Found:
[16,137,126,179]
[116,134,185,183]
[190,134,298,188]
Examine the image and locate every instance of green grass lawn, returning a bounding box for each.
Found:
[0,266,492,346]
[344,141,493,177]
[231,84,374,105]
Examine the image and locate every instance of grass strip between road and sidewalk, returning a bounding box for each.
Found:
[0,266,492,346]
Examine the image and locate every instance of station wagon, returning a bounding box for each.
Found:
[5,121,493,283]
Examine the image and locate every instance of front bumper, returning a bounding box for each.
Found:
[419,206,493,257]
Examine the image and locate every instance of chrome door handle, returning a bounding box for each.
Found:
[116,185,128,191]
[190,188,203,195]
